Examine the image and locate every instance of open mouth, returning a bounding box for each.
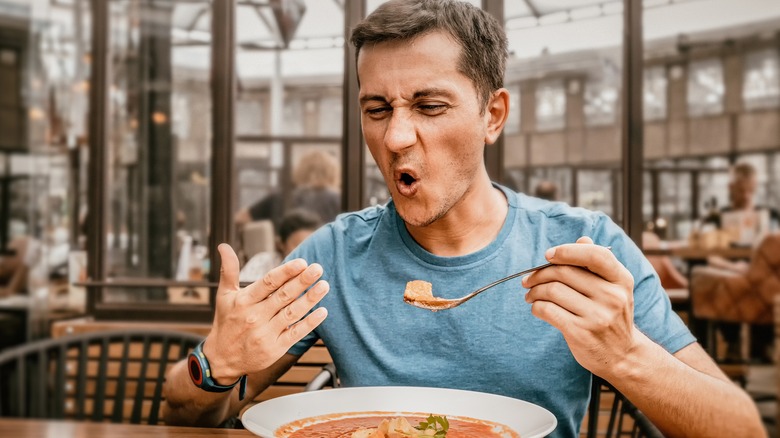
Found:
[395,170,419,197]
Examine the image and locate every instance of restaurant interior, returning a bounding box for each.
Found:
[0,0,779,436]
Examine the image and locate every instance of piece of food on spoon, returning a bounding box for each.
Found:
[403,280,451,310]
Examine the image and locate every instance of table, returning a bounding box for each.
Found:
[0,419,254,437]
[642,246,753,260]
[643,245,754,354]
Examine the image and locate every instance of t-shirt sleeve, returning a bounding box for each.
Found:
[591,213,696,354]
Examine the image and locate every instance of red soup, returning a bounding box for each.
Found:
[278,412,521,438]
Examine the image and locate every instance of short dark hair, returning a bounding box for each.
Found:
[350,0,508,109]
[278,209,322,243]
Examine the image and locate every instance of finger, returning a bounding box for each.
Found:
[243,258,308,303]
[217,243,240,294]
[525,281,593,317]
[529,299,580,334]
[545,242,627,285]
[279,306,329,346]
[523,264,600,299]
[576,236,594,245]
[271,280,330,332]
[269,263,324,311]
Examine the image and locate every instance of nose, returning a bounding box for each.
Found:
[384,111,416,152]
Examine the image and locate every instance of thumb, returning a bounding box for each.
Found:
[217,243,240,293]
[576,236,594,245]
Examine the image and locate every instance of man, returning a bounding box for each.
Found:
[163,1,764,436]
[534,180,559,201]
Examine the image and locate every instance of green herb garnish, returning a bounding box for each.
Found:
[414,414,449,437]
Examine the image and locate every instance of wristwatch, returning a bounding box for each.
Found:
[188,340,247,401]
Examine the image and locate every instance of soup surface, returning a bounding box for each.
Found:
[278,412,521,438]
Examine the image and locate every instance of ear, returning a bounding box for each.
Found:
[484,88,510,145]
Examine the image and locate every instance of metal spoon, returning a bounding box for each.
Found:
[403,261,552,311]
[404,246,612,311]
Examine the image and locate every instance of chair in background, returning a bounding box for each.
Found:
[241,219,276,260]
[305,365,663,438]
[0,329,203,425]
[690,233,780,361]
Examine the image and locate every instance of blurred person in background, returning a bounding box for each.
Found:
[704,162,779,363]
[533,180,558,201]
[234,149,341,231]
[239,209,322,284]
[0,236,35,297]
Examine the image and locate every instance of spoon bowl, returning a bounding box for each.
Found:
[403,261,552,311]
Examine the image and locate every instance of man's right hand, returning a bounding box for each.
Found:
[201,243,329,384]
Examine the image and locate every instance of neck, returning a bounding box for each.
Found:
[404,176,508,257]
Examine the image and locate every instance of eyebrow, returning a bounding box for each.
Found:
[359,88,456,106]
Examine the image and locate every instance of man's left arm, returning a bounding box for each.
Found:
[523,238,765,438]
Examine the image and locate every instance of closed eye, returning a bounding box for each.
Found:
[364,106,392,118]
[416,104,448,115]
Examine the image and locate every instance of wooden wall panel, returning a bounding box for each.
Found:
[584,126,620,163]
[530,132,566,166]
[738,110,780,151]
[668,120,687,157]
[644,122,667,159]
[688,116,730,155]
[567,129,585,164]
[503,133,526,167]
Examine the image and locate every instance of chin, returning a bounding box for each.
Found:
[394,201,444,228]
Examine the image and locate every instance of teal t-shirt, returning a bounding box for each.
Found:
[286,184,694,437]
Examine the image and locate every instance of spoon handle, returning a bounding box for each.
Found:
[471,262,552,296]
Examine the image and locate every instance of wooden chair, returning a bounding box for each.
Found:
[0,329,202,424]
[304,365,663,438]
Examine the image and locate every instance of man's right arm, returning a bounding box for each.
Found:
[163,353,300,427]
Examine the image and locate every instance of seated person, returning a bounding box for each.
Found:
[704,162,779,362]
[163,2,764,436]
[239,209,322,284]
[642,230,688,290]
[533,180,558,202]
[0,236,34,297]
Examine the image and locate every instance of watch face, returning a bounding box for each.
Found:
[188,354,203,386]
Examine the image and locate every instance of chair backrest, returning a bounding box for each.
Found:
[242,220,276,259]
[585,376,664,438]
[0,329,203,425]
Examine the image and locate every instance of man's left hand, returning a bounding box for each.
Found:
[522,237,638,377]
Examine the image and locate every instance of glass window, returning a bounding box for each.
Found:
[584,79,619,126]
[236,0,344,264]
[644,66,667,121]
[535,79,566,132]
[577,169,616,219]
[104,1,212,299]
[319,93,343,137]
[236,95,265,136]
[529,167,572,205]
[687,58,724,117]
[743,48,780,111]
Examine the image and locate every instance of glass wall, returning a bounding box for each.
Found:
[0,0,91,323]
[642,0,780,242]
[503,0,624,223]
[234,0,344,264]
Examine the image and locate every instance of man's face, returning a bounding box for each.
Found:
[357,31,491,227]
[729,176,757,209]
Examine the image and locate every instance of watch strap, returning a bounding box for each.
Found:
[189,340,248,400]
